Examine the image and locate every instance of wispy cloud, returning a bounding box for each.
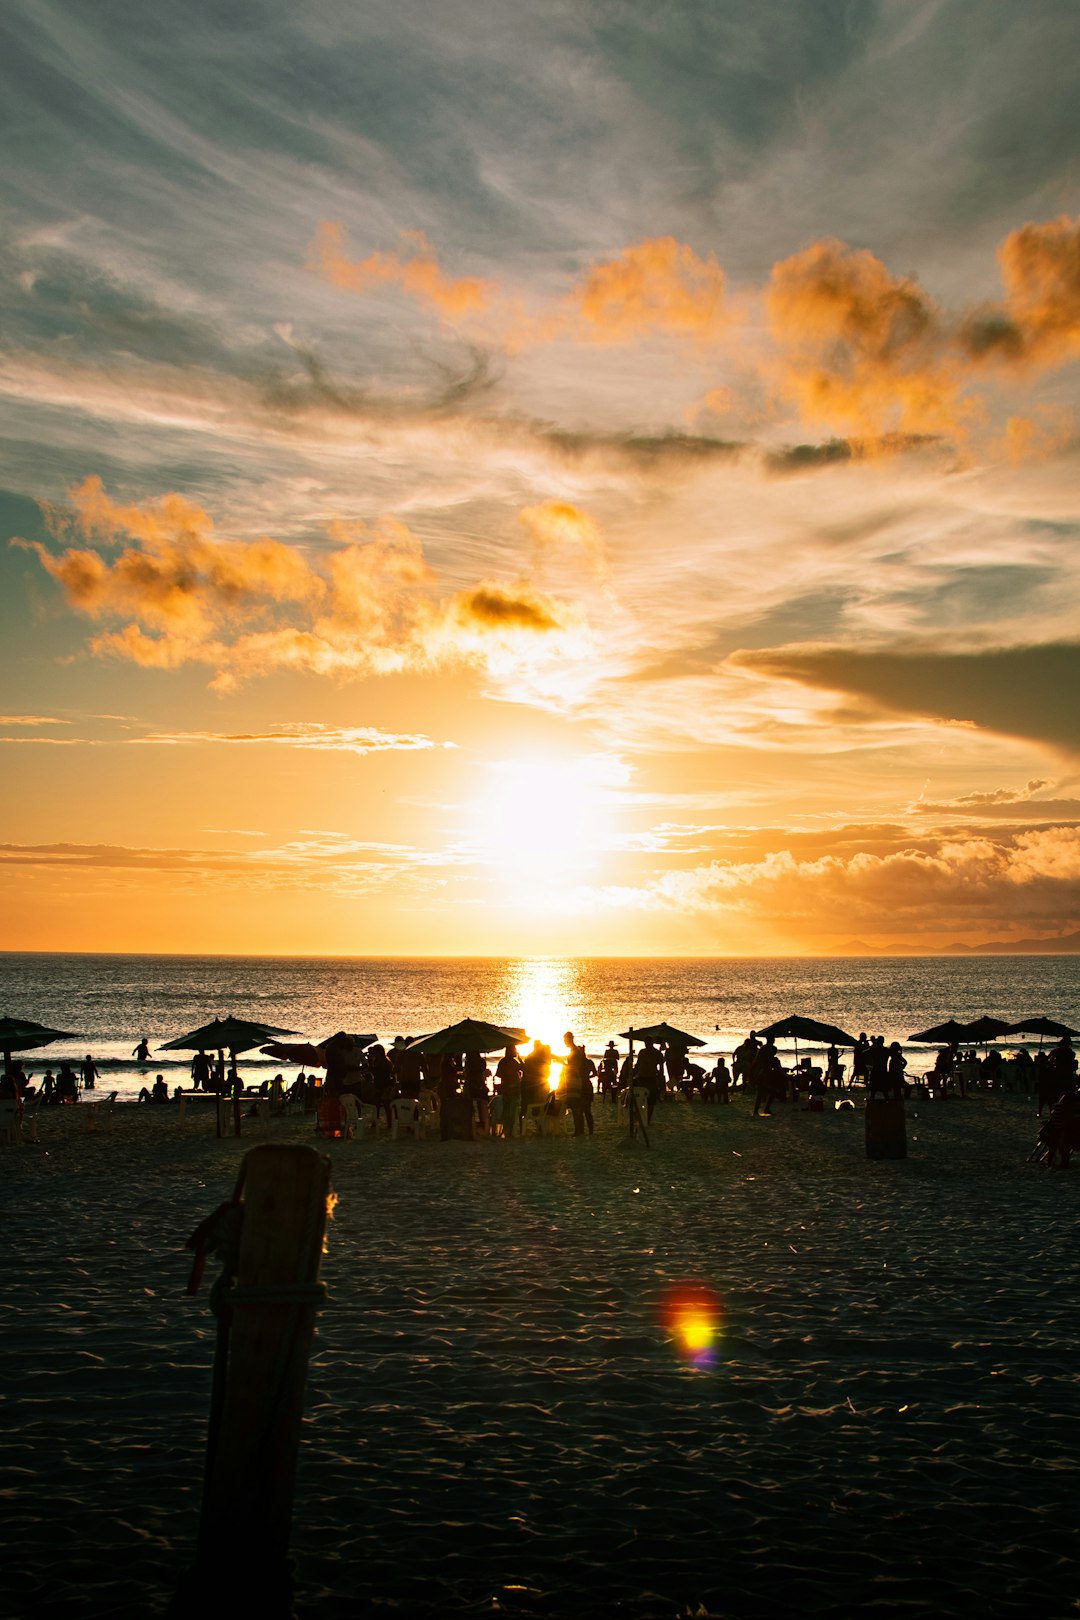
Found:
[137,723,453,754]
[0,714,69,726]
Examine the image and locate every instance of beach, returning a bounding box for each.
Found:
[3,1091,1079,1619]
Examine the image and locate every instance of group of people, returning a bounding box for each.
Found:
[926,1038,1078,1108]
[0,1053,101,1106]
[6,1024,1077,1138]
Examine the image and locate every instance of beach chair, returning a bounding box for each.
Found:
[520,1100,550,1136]
[0,1099,21,1146]
[391,1096,423,1140]
[21,1103,40,1144]
[85,1091,118,1132]
[340,1094,360,1139]
[359,1101,382,1135]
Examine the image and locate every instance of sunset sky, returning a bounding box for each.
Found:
[3,1,1080,955]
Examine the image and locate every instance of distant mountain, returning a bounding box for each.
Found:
[944,929,1080,955]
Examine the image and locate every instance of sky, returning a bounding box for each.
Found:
[2,0,1080,956]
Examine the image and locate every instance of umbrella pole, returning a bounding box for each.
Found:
[231,1047,242,1138]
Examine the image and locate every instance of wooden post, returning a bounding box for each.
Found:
[171,1143,332,1618]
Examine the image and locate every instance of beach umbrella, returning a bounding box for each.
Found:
[908,1019,973,1045]
[408,1018,525,1056]
[963,1015,1013,1042]
[260,1040,331,1066]
[160,1015,298,1057]
[1006,1017,1080,1041]
[260,1032,379,1066]
[617,1022,706,1047]
[756,1016,857,1047]
[0,1016,81,1062]
[754,1015,857,1068]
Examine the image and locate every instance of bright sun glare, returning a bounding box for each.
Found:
[469,756,619,888]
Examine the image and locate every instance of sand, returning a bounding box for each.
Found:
[2,1093,1079,1619]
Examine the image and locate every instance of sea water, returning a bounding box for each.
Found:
[1,952,1077,1101]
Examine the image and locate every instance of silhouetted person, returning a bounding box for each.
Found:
[139,1074,170,1103]
[191,1050,212,1091]
[81,1053,99,1091]
[56,1063,79,1103]
[132,1037,151,1063]
[463,1049,490,1133]
[599,1041,620,1097]
[495,1043,523,1137]
[752,1039,782,1116]
[635,1040,664,1121]
[562,1031,594,1136]
[886,1041,907,1099]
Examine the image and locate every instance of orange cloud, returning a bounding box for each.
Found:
[24,475,319,647]
[764,239,973,439]
[584,824,1080,946]
[518,499,607,579]
[563,237,728,345]
[999,404,1075,463]
[20,479,584,690]
[980,214,1080,369]
[449,582,564,633]
[307,222,496,323]
[309,224,730,349]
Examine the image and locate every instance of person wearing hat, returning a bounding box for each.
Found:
[599,1040,620,1098]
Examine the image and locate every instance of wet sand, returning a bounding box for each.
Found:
[2,1094,1079,1619]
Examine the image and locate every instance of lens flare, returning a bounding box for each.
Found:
[659,1282,724,1370]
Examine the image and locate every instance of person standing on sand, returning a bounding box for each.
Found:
[561,1031,594,1136]
[635,1039,664,1122]
[733,1032,760,1091]
[599,1041,620,1098]
[495,1043,523,1137]
[191,1050,211,1091]
[886,1042,907,1100]
[752,1039,782,1116]
[520,1042,551,1106]
[463,1049,490,1134]
[866,1036,889,1097]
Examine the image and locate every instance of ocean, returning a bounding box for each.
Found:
[2,952,1077,1100]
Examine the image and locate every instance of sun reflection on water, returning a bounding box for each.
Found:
[504,957,582,1054]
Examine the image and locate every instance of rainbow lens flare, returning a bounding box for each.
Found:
[659,1282,724,1369]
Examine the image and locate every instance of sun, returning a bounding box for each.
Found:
[467,755,619,885]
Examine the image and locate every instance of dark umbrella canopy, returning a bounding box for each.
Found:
[260,1033,378,1066]
[260,1041,330,1067]
[1,1016,81,1056]
[408,1019,525,1056]
[756,1016,857,1047]
[1007,1017,1080,1039]
[963,1016,1013,1041]
[908,1019,974,1044]
[617,1022,706,1046]
[160,1015,298,1056]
